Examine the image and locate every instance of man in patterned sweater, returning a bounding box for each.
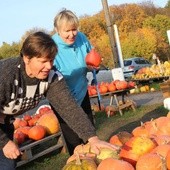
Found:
[0,32,118,169]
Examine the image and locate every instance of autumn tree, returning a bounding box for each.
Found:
[143,14,170,41]
[121,28,157,60]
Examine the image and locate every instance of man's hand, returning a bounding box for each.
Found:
[2,140,22,159]
[88,136,120,155]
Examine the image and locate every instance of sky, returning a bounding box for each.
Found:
[0,0,168,46]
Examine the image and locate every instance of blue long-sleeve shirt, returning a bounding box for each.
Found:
[52,32,92,105]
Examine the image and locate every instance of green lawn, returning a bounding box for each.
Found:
[17,103,168,170]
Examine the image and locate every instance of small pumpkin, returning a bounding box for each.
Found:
[28,125,46,141]
[85,49,101,67]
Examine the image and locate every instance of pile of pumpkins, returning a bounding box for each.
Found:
[13,106,60,145]
[62,112,170,170]
[129,85,156,94]
[132,61,170,80]
[88,80,136,96]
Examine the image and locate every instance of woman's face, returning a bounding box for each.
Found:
[23,56,53,79]
[57,22,78,45]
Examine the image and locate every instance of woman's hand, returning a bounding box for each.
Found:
[87,65,100,71]
[88,136,120,155]
[2,140,22,159]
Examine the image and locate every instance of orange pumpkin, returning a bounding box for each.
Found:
[28,125,46,141]
[132,123,149,137]
[15,126,31,137]
[136,153,165,170]
[37,111,60,135]
[19,119,28,127]
[115,80,128,90]
[151,144,170,158]
[107,82,116,92]
[85,49,101,67]
[13,131,26,144]
[13,118,21,129]
[97,158,135,170]
[151,134,170,145]
[109,134,123,146]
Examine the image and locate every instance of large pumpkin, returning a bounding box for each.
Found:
[97,158,135,170]
[85,49,101,67]
[119,136,156,166]
[37,111,60,135]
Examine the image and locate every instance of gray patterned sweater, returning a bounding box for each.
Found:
[0,57,96,148]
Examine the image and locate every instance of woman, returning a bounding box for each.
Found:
[0,31,117,169]
[52,9,99,155]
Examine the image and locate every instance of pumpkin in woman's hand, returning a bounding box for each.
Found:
[28,125,46,141]
[85,49,101,67]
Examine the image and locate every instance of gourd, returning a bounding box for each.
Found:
[62,153,97,170]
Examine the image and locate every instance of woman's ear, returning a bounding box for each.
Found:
[55,28,60,35]
[23,55,30,65]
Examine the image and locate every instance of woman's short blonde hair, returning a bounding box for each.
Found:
[54,9,79,31]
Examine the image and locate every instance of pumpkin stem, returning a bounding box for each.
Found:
[75,151,82,165]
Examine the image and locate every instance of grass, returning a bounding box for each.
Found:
[17,103,168,170]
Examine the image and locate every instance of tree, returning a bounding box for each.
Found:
[121,28,157,60]
[0,42,20,59]
[143,14,170,42]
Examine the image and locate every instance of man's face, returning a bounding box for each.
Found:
[23,56,54,79]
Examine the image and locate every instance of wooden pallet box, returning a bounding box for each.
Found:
[16,131,67,167]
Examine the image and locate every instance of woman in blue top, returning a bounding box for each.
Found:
[52,9,97,155]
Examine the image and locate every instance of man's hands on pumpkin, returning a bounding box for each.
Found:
[88,136,120,155]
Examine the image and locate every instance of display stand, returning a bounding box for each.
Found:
[90,89,136,116]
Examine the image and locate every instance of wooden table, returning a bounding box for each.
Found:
[90,89,136,116]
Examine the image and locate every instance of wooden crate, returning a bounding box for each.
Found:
[160,79,170,98]
[16,131,67,167]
